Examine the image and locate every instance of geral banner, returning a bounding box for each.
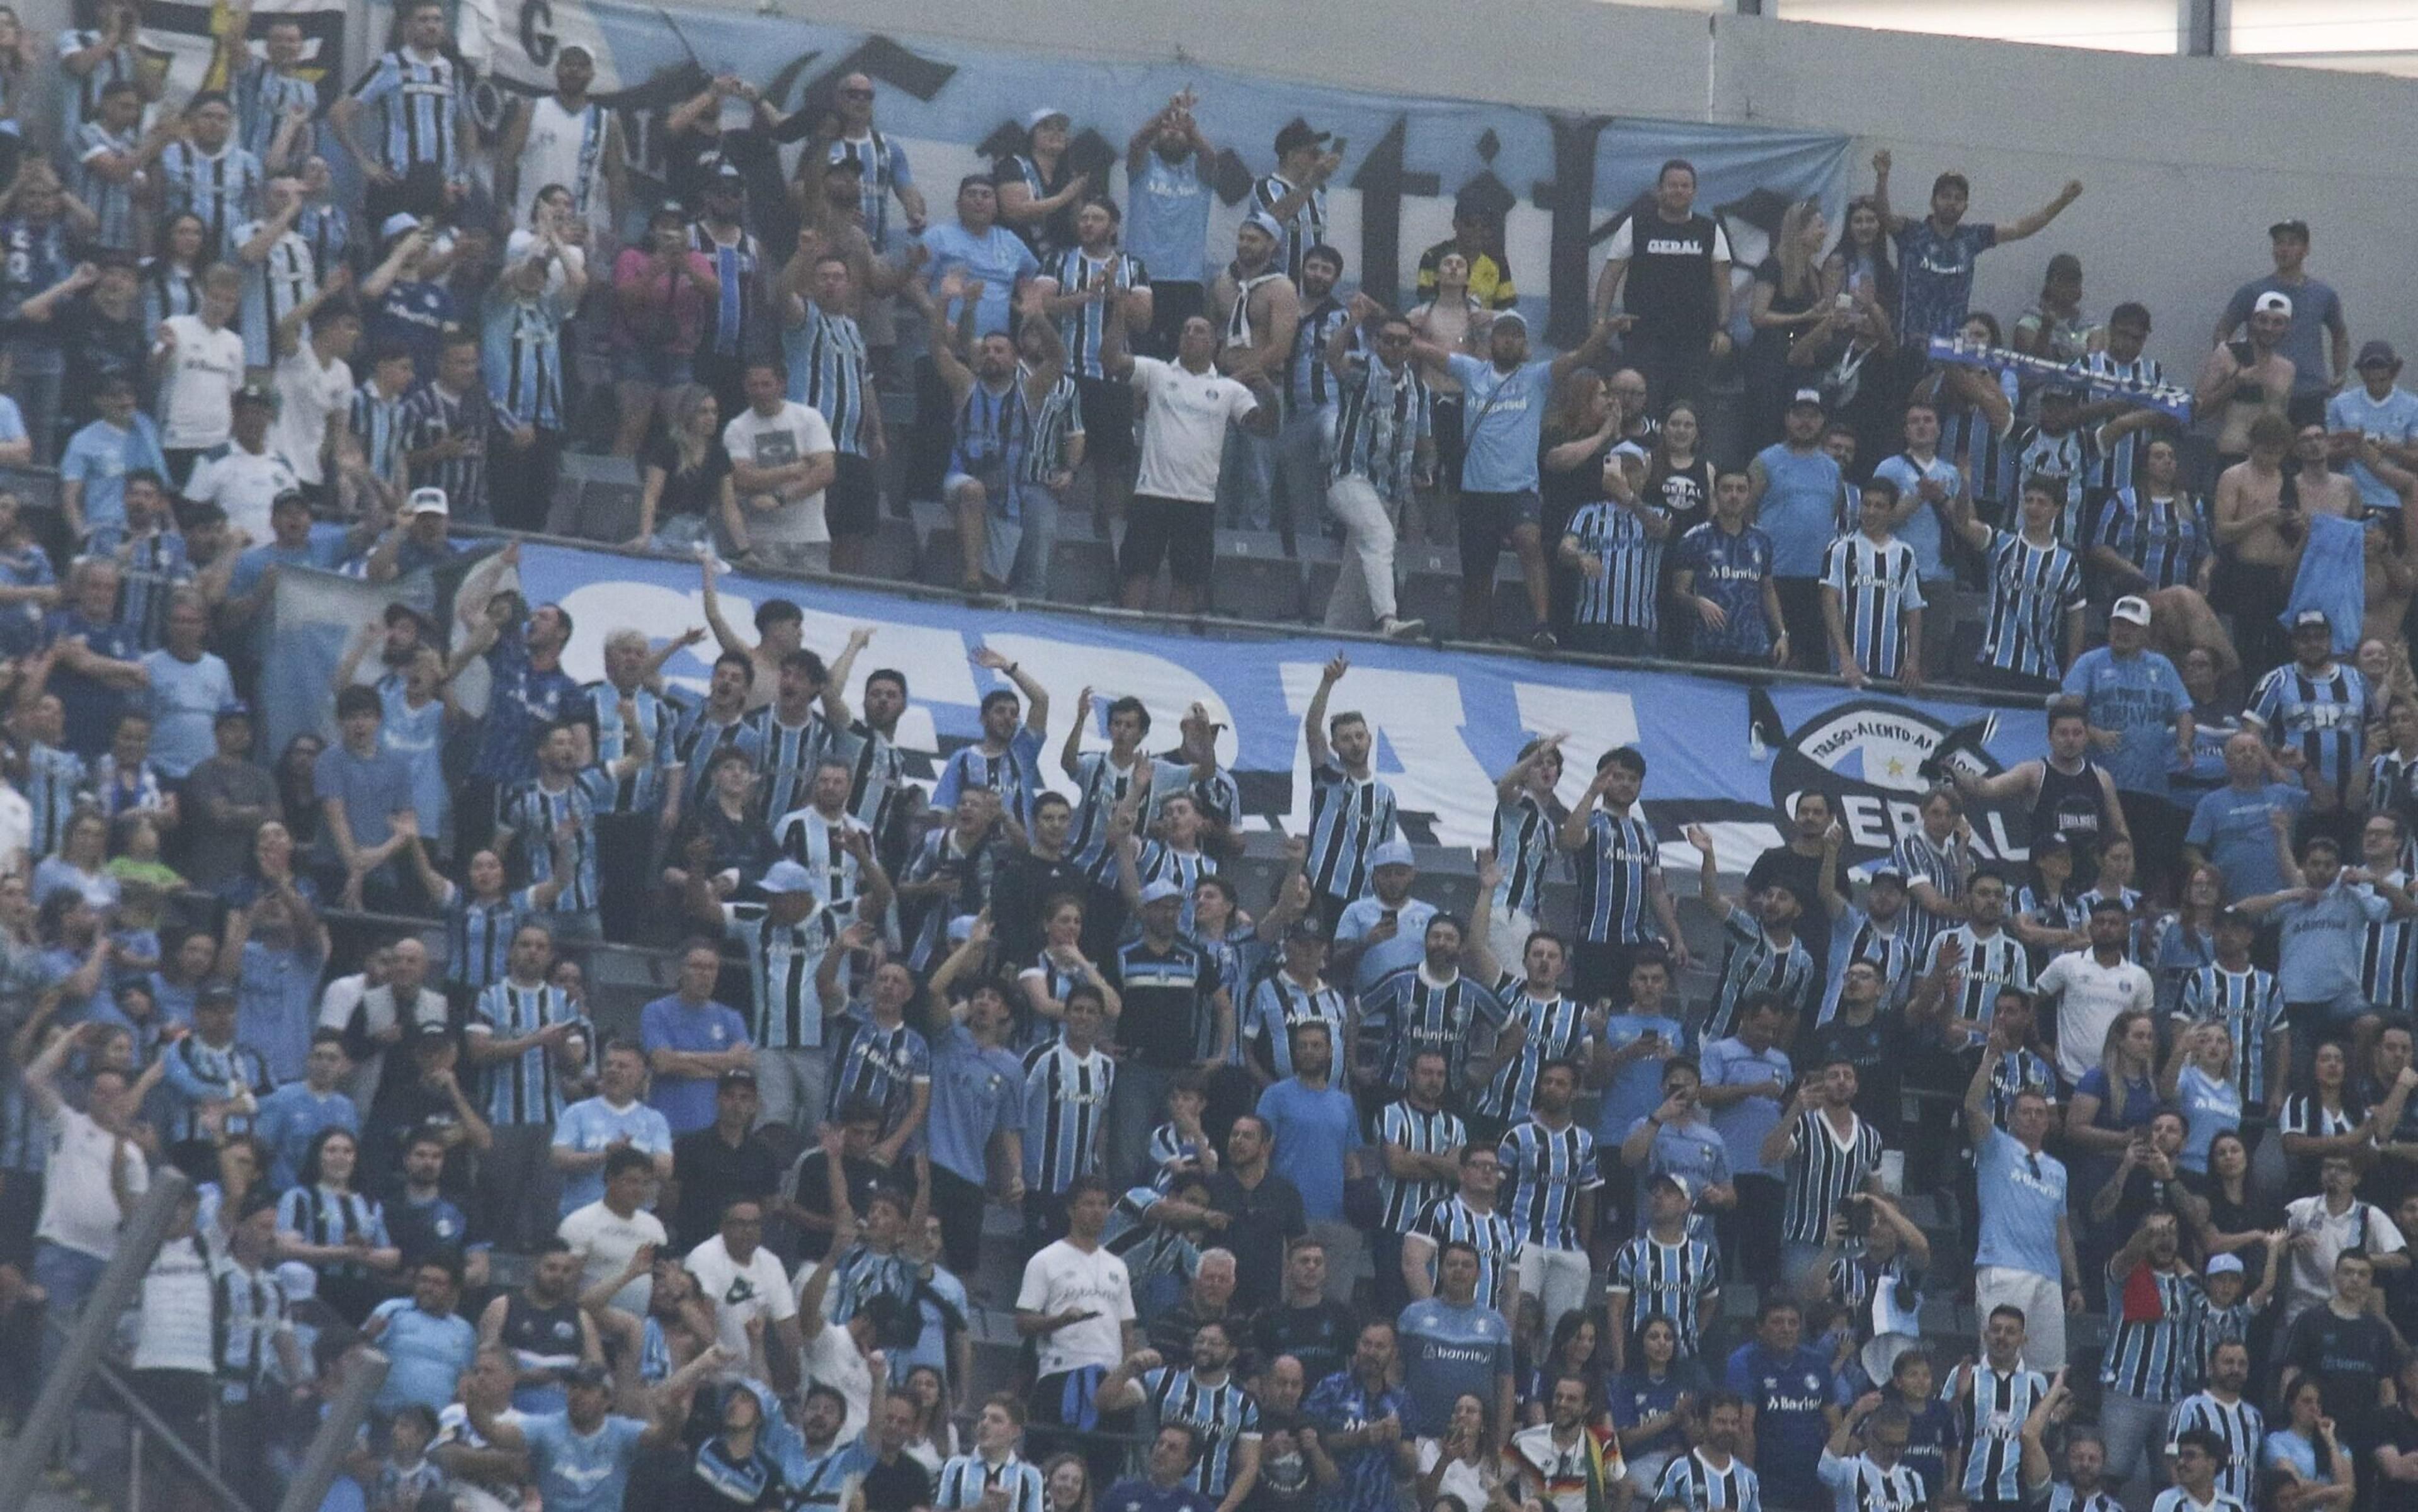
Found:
[454,0,1846,344]
[266,541,2062,873]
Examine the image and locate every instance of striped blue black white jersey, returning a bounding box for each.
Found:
[1138,1365,1260,1496]
[1816,1451,1927,1512]
[722,898,844,1050]
[1609,1231,1720,1358]
[1017,370,1082,497]
[1359,967,1508,1094]
[443,887,531,994]
[346,48,468,179]
[159,140,264,256]
[234,60,319,166]
[2099,1265,2205,1402]
[1888,828,1966,963]
[54,31,140,140]
[1250,173,1326,287]
[1777,1108,1882,1244]
[932,728,1046,831]
[1821,531,1925,679]
[1407,1193,1519,1313]
[935,1453,1047,1512]
[746,705,839,823]
[399,378,492,520]
[2165,1392,2262,1504]
[1977,528,2083,681]
[478,285,569,431]
[71,122,140,251]
[1497,1117,1599,1251]
[1063,749,1162,873]
[2007,424,2095,544]
[2147,1487,2243,1512]
[1566,497,1670,632]
[470,981,586,1126]
[1490,791,1560,921]
[2096,489,2211,591]
[1656,1450,1762,1512]
[688,222,763,357]
[2046,1484,2125,1512]
[2083,351,2166,489]
[1050,248,1150,380]
[1328,352,1429,506]
[784,300,876,455]
[236,223,315,368]
[499,768,611,914]
[671,704,763,804]
[1282,295,1353,422]
[826,1009,932,1137]
[1305,759,1397,904]
[1703,911,1816,1042]
[1376,1097,1466,1232]
[582,682,682,817]
[2365,872,2418,1015]
[1924,924,2033,1048]
[2176,962,2282,1104]
[825,132,913,251]
[1956,1363,2048,1501]
[1477,982,1589,1123]
[1021,1040,1113,1193]
[1241,971,1348,1081]
[773,804,870,912]
[1574,809,1662,946]
[349,380,410,485]
[2249,660,2371,798]
[1103,1185,1203,1283]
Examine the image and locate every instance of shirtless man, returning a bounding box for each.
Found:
[1211,212,1300,531]
[2358,437,2418,645]
[2198,291,2295,468]
[2213,412,2311,674]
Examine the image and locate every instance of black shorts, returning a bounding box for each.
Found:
[1076,375,1135,469]
[1457,488,1541,574]
[1118,493,1214,588]
[827,451,879,539]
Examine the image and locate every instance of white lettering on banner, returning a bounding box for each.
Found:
[979,632,1237,773]
[1511,681,1639,813]
[1281,662,1494,848]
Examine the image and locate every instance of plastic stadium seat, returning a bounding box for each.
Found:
[579,480,644,543]
[1397,570,1462,637]
[863,517,921,582]
[917,528,965,589]
[1300,559,1342,622]
[1210,541,1305,623]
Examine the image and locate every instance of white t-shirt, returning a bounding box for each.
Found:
[722,402,837,545]
[1130,356,1259,504]
[684,1233,797,1362]
[184,445,302,543]
[133,1236,218,1372]
[156,315,247,450]
[504,230,587,301]
[1014,1237,1133,1378]
[795,1268,874,1440]
[0,778,30,875]
[37,1105,149,1259]
[558,1200,666,1317]
[2283,1193,2408,1316]
[270,348,353,486]
[2035,949,2157,1082]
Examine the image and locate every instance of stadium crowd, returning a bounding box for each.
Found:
[0,4,2408,1512]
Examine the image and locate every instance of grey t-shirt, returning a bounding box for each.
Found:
[179,755,281,890]
[2223,273,2343,398]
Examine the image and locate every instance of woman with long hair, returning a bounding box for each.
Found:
[1609,1314,1705,1492]
[902,1364,957,1467]
[141,212,211,330]
[1822,195,1897,314]
[275,1126,400,1321]
[2263,1379,2355,1512]
[631,382,733,554]
[217,817,319,912]
[2147,861,2225,1017]
[610,202,719,457]
[274,734,324,846]
[1038,1453,1093,1512]
[2278,1040,2370,1190]
[1645,401,1717,654]
[1017,894,1119,1049]
[1523,1312,1601,1425]
[2196,1131,2281,1266]
[2066,1009,2159,1159]
[32,809,116,913]
[2159,1020,2241,1174]
[1414,1393,1512,1512]
[1746,198,1831,450]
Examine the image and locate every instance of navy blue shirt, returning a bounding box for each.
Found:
[1723,1341,1841,1505]
[45,608,142,759]
[1100,1479,1216,1512]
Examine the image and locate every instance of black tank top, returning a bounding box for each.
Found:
[2032,756,2111,887]
[501,1292,585,1377]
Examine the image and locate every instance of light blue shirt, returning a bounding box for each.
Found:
[1335,896,1437,996]
[2174,1064,2240,1174]
[2274,881,2390,1008]
[1445,354,1552,495]
[2186,783,2308,899]
[60,413,166,540]
[1754,443,1846,578]
[1256,1077,1363,1222]
[918,221,1039,342]
[1698,1037,1793,1178]
[141,648,236,778]
[1974,1127,2066,1280]
[518,1411,650,1512]
[253,1082,358,1190]
[2062,647,2188,799]
[1127,152,1212,287]
[550,1096,673,1214]
[2327,384,2418,513]
[1594,1011,1684,1147]
[928,1023,1026,1188]
[1872,451,1961,582]
[365,1297,477,1414]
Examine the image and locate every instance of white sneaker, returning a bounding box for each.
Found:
[1379,616,1426,640]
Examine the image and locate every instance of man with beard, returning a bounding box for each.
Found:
[1303,1322,1407,1512]
[1208,210,1297,534]
[1100,1322,1263,1512]
[2095,1210,2205,1501]
[1511,1372,1627,1512]
[2164,1339,2261,1507]
[1042,196,1152,538]
[1272,244,1350,556]
[1124,93,1213,356]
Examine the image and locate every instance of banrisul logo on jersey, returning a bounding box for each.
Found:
[1767,695,2031,866]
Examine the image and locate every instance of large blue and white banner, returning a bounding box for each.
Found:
[457,2,1847,344]
[268,540,2059,873]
